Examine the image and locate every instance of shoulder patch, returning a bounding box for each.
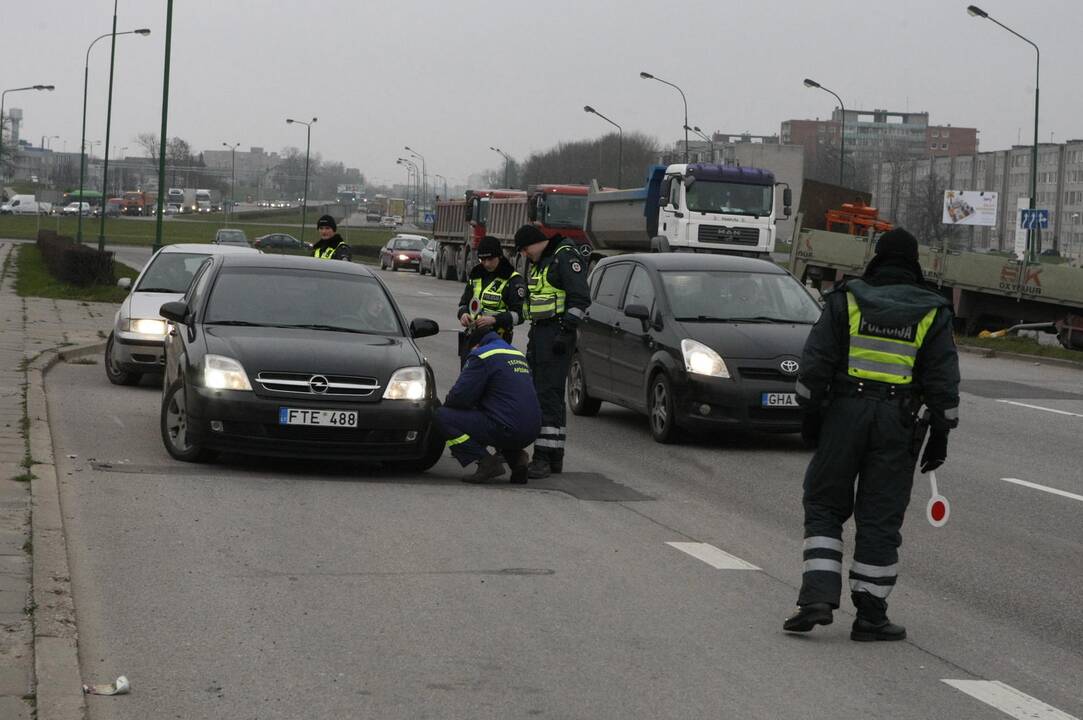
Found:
[517,286,526,298]
[570,261,582,273]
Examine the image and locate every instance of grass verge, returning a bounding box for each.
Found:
[956,334,1083,364]
[15,244,138,303]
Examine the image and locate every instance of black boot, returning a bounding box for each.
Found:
[527,456,550,479]
[783,603,833,632]
[850,592,906,641]
[508,450,530,484]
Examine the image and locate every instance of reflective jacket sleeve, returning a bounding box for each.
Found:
[444,355,489,409]
[495,274,527,330]
[332,243,352,261]
[914,308,961,430]
[456,280,474,318]
[551,248,591,329]
[795,291,847,408]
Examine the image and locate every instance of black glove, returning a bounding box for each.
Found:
[920,428,949,473]
[800,410,823,447]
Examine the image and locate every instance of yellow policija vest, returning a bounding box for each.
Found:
[314,244,343,260]
[471,274,519,314]
[846,292,937,385]
[527,245,576,320]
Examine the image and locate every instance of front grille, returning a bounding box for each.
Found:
[255,372,380,397]
[697,225,760,246]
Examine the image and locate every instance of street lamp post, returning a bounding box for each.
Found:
[584,105,623,187]
[641,71,689,163]
[803,78,846,187]
[967,4,1041,257]
[1,85,54,183]
[685,125,714,163]
[78,27,148,244]
[434,173,448,200]
[397,157,419,222]
[489,146,511,187]
[404,145,427,212]
[222,142,240,224]
[286,117,317,244]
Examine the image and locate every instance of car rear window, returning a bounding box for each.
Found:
[205,268,402,335]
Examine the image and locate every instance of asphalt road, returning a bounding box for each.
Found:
[47,267,1083,719]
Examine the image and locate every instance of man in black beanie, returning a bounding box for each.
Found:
[456,235,526,364]
[311,214,352,261]
[783,227,960,642]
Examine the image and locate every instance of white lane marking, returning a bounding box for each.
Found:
[1002,477,1083,503]
[666,542,760,570]
[942,680,1080,720]
[417,291,433,296]
[996,400,1083,418]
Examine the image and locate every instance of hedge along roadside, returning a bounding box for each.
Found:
[35,230,115,286]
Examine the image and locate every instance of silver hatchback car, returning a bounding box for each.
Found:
[105,243,258,385]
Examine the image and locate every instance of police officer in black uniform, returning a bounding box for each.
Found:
[513,224,591,479]
[783,228,960,641]
[311,215,352,261]
[456,235,526,362]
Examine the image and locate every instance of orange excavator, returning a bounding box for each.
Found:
[825,199,893,236]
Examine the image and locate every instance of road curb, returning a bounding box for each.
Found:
[27,341,104,720]
[956,342,1083,371]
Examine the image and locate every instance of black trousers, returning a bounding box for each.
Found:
[434,407,535,467]
[798,395,918,608]
[526,321,572,464]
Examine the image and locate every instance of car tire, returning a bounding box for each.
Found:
[160,378,216,462]
[104,333,142,386]
[567,353,601,417]
[647,372,680,444]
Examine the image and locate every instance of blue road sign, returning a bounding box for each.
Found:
[424,212,435,224]
[1020,208,1049,230]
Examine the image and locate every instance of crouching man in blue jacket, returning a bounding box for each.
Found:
[435,325,542,483]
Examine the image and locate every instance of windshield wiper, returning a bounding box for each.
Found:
[675,315,731,322]
[273,323,376,334]
[137,287,183,293]
[727,316,811,324]
[205,320,270,327]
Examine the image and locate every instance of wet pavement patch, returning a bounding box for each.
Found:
[960,379,1083,400]
[524,472,653,502]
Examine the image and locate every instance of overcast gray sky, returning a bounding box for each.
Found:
[5,0,1081,187]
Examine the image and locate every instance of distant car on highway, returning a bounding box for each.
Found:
[568,254,821,443]
[418,238,439,276]
[379,216,397,228]
[378,234,426,272]
[213,228,249,246]
[253,233,311,254]
[61,202,92,216]
[157,253,443,466]
[104,243,258,386]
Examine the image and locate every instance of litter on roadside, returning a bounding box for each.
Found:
[83,675,130,696]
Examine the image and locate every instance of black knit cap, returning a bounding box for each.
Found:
[866,227,922,279]
[316,214,337,231]
[477,235,502,259]
[514,224,547,250]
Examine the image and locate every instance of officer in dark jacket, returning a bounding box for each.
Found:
[311,215,352,261]
[435,325,542,483]
[514,224,591,479]
[783,227,960,641]
[456,235,526,361]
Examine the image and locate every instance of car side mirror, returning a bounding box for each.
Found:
[624,303,650,321]
[159,301,189,324]
[410,318,439,339]
[782,187,793,218]
[117,277,132,290]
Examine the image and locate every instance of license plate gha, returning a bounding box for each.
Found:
[278,408,359,427]
[761,392,798,408]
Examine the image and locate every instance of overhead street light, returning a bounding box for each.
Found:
[967,4,1041,257]
[803,77,846,187]
[222,142,240,223]
[433,173,448,201]
[404,145,427,213]
[489,146,511,188]
[1,84,55,185]
[286,116,317,244]
[585,105,624,187]
[76,26,148,244]
[685,125,714,163]
[641,71,689,163]
[397,157,420,222]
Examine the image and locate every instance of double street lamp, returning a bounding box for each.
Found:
[222,142,240,223]
[397,157,419,222]
[286,117,317,244]
[1,85,55,183]
[584,105,623,187]
[803,77,846,187]
[78,27,149,244]
[489,146,511,187]
[640,71,688,163]
[404,145,427,212]
[433,173,448,201]
[967,4,1041,257]
[685,125,714,163]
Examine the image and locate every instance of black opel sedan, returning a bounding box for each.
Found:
[568,254,821,442]
[158,254,444,468]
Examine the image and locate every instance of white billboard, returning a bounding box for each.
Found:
[942,190,998,226]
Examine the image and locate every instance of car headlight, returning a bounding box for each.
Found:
[397,253,409,261]
[681,339,731,378]
[123,318,168,336]
[383,366,427,400]
[202,354,253,391]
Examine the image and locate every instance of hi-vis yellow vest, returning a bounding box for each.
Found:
[527,245,576,320]
[471,274,519,313]
[314,244,345,260]
[846,292,937,385]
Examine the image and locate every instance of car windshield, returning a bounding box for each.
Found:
[661,270,821,324]
[136,252,209,293]
[685,181,773,216]
[217,230,247,244]
[543,194,587,229]
[393,238,425,251]
[204,268,403,335]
